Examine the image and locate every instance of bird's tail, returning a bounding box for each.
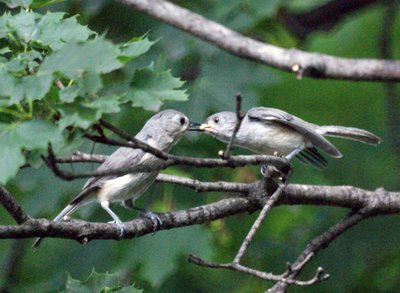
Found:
[32,203,81,249]
[317,126,382,145]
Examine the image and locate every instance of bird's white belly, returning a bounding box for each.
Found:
[237,122,305,155]
[97,172,158,203]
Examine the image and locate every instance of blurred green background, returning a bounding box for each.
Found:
[1,0,399,292]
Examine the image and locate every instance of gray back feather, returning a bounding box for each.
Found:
[248,107,343,158]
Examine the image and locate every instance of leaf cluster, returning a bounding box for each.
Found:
[0,2,188,184]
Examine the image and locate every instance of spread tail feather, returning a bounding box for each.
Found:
[32,203,80,249]
[317,126,382,145]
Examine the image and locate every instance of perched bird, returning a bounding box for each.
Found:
[33,109,199,248]
[199,107,381,169]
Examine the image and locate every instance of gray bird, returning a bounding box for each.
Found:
[33,109,199,248]
[199,107,381,169]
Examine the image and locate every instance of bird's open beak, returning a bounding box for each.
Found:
[199,123,213,132]
[188,121,202,131]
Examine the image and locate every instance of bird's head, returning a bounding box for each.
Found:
[139,109,199,151]
[200,111,238,143]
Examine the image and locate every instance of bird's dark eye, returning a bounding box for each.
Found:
[180,117,186,125]
[214,117,219,124]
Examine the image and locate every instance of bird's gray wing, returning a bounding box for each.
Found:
[247,107,342,157]
[69,147,146,206]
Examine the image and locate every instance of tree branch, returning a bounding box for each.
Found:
[44,142,289,181]
[156,174,250,194]
[56,151,107,164]
[187,255,327,286]
[117,0,400,81]
[268,210,371,292]
[222,93,244,159]
[0,182,397,240]
[233,184,285,264]
[0,187,31,224]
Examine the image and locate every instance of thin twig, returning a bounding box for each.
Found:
[0,187,31,224]
[223,93,244,159]
[156,174,250,193]
[54,79,65,90]
[98,119,169,160]
[233,184,285,264]
[56,151,106,164]
[187,255,328,286]
[44,143,289,181]
[268,210,371,292]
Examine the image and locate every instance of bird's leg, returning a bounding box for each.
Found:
[130,206,162,231]
[260,151,284,175]
[122,200,162,231]
[286,145,303,160]
[100,201,126,237]
[261,149,295,180]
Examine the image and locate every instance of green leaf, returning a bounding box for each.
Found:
[0,13,12,38]
[18,74,53,102]
[59,85,80,103]
[56,96,121,129]
[36,13,94,50]
[9,10,36,43]
[118,36,155,63]
[0,135,25,184]
[0,120,61,183]
[78,70,103,95]
[84,96,121,113]
[65,270,142,293]
[123,67,188,111]
[0,70,18,101]
[0,47,11,54]
[40,38,122,79]
[1,0,32,8]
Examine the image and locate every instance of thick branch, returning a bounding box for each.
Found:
[1,183,398,240]
[157,175,400,214]
[118,0,400,81]
[0,197,255,240]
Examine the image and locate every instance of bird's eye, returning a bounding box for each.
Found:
[180,116,186,125]
[214,117,219,124]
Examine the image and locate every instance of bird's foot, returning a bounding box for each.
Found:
[260,164,280,177]
[260,164,287,183]
[139,210,162,231]
[273,151,283,158]
[108,219,126,238]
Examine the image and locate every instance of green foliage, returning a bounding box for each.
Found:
[125,226,213,287]
[125,66,188,111]
[64,269,142,293]
[0,5,187,184]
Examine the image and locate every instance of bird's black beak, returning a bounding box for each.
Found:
[188,121,202,131]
